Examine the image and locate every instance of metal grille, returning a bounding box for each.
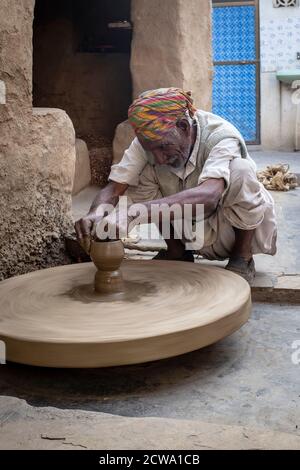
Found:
[273,0,298,7]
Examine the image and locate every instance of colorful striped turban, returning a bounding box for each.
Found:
[128,88,197,141]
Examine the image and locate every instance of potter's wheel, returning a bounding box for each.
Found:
[0,260,251,368]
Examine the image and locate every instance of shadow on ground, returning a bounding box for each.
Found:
[0,339,235,410]
[1,303,299,435]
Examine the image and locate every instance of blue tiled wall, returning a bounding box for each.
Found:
[212,5,258,142]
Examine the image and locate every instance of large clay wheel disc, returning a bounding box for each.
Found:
[0,260,251,368]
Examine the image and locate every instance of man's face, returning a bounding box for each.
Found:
[138,122,193,170]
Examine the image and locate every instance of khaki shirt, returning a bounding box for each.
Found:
[109,114,256,195]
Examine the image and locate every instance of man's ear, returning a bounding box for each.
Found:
[176,118,190,135]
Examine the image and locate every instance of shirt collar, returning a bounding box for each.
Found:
[188,114,201,167]
[169,114,201,179]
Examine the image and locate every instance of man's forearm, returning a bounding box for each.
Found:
[89,181,128,213]
[134,179,224,222]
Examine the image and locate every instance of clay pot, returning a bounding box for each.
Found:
[90,240,124,294]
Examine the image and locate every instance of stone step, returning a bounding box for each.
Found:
[0,397,299,450]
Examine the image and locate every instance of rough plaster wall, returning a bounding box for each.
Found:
[113,0,213,164]
[179,0,212,111]
[0,0,33,117]
[33,17,132,140]
[130,0,212,110]
[0,0,76,280]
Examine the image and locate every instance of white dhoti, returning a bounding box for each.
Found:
[198,158,277,260]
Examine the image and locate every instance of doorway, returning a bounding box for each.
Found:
[33,0,132,144]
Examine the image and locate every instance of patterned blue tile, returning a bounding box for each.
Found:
[213,6,256,62]
[212,64,257,142]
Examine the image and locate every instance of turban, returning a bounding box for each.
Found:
[128,87,197,141]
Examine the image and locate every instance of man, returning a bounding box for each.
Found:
[75,88,277,283]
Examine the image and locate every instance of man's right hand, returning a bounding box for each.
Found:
[74,181,129,253]
[74,211,100,254]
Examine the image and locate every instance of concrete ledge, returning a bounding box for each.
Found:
[125,250,300,304]
[252,273,300,303]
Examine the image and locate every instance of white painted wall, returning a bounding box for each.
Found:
[260,0,300,150]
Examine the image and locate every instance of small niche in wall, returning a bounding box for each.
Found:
[273,0,299,7]
[73,0,132,53]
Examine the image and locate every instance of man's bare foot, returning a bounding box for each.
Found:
[225,256,255,284]
[153,250,194,263]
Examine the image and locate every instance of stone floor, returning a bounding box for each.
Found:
[1,397,299,450]
[0,302,299,449]
[0,151,299,450]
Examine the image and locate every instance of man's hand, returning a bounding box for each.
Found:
[75,211,102,253]
[95,208,136,241]
[74,181,129,253]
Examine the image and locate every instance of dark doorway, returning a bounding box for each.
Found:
[33,0,132,143]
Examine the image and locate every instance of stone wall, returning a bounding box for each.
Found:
[0,0,76,279]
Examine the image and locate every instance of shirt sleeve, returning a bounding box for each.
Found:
[198,138,242,189]
[109,137,148,186]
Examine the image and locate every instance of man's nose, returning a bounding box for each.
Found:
[152,150,167,165]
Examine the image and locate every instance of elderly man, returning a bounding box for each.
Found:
[75,88,277,283]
